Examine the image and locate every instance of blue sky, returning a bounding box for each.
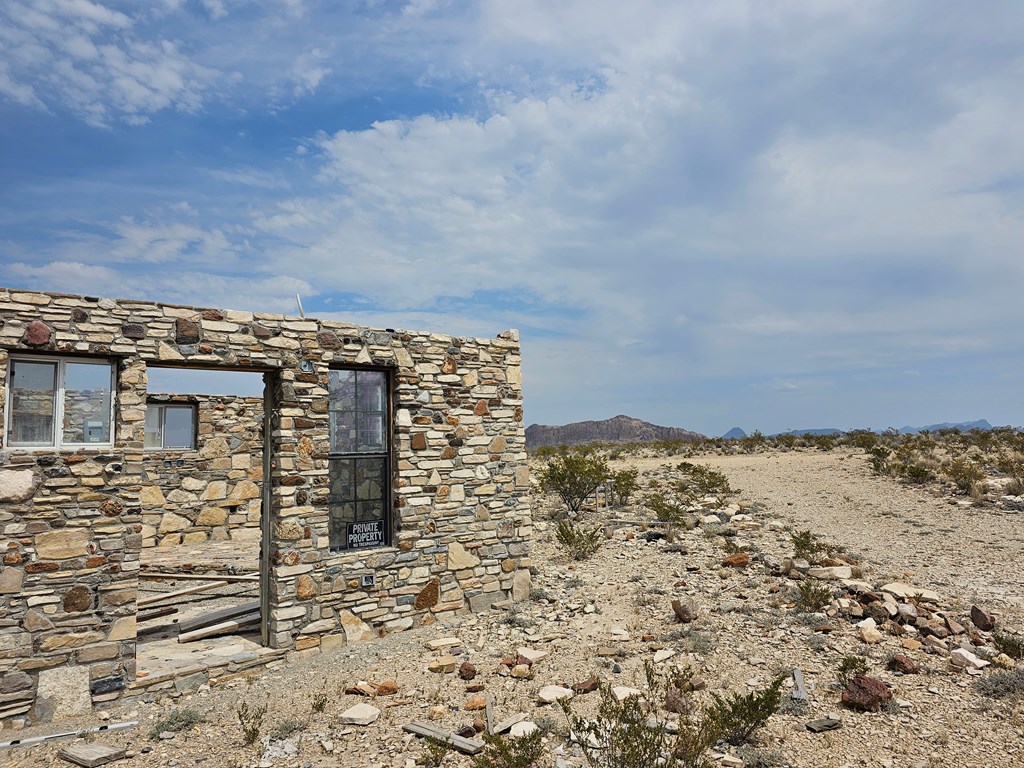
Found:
[2,1,1023,436]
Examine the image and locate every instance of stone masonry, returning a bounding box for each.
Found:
[143,394,264,548]
[0,288,530,723]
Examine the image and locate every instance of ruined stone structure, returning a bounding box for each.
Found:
[0,288,530,722]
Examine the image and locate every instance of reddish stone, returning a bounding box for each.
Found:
[415,578,440,610]
[410,433,427,451]
[317,331,342,349]
[722,552,750,568]
[441,447,457,460]
[251,323,273,339]
[202,309,223,321]
[85,555,106,568]
[514,406,523,421]
[572,677,600,694]
[296,574,317,600]
[458,661,477,680]
[886,654,920,674]
[473,400,490,416]
[63,585,93,613]
[374,680,399,696]
[198,343,213,354]
[442,357,457,374]
[280,476,306,486]
[25,562,59,573]
[970,605,997,631]
[398,541,413,552]
[23,321,52,347]
[842,674,892,712]
[3,553,22,565]
[99,498,123,517]
[466,683,485,693]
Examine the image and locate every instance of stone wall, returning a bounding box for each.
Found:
[142,394,264,548]
[0,288,530,723]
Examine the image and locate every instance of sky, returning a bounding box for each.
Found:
[2,0,1023,436]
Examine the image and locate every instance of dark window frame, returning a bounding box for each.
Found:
[327,366,393,552]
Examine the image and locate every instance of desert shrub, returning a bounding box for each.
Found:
[704,675,785,747]
[976,669,1024,699]
[846,429,878,449]
[867,446,890,474]
[900,463,934,484]
[540,452,610,514]
[944,457,986,493]
[678,462,733,495]
[610,468,640,506]
[647,491,693,525]
[555,519,603,560]
[236,700,267,746]
[1005,477,1024,496]
[149,708,205,740]
[471,729,547,768]
[311,682,328,713]
[993,633,1024,660]
[836,656,870,686]
[269,718,304,740]
[795,581,832,612]
[790,530,840,564]
[421,737,451,768]
[735,746,792,768]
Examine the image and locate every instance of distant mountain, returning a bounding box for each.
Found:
[774,428,845,437]
[525,415,704,450]
[722,427,746,439]
[898,419,993,435]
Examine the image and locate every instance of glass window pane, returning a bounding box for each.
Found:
[328,502,356,550]
[329,459,354,504]
[163,406,195,449]
[329,409,356,453]
[9,360,57,446]
[63,362,112,444]
[144,405,162,449]
[357,413,385,452]
[355,456,385,500]
[358,371,386,411]
[328,369,355,403]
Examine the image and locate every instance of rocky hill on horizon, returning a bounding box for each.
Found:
[525,414,704,449]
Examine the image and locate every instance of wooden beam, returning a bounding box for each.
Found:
[791,668,809,701]
[137,581,228,608]
[177,602,260,634]
[139,572,259,583]
[137,606,178,623]
[401,722,484,756]
[177,612,260,643]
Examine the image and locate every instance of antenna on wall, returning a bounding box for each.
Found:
[295,294,305,318]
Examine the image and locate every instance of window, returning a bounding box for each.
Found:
[327,369,390,551]
[5,356,114,449]
[145,403,196,450]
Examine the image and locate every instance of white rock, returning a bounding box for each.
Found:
[339,703,381,725]
[611,686,642,702]
[950,648,990,670]
[653,649,676,663]
[881,582,941,603]
[510,721,539,738]
[537,686,574,703]
[517,647,549,663]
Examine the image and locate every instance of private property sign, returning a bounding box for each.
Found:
[347,520,385,549]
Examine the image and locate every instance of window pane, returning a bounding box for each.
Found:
[355,456,386,500]
[63,362,112,444]
[329,409,356,453]
[144,405,162,449]
[357,413,385,452]
[9,360,57,446]
[163,406,195,449]
[329,457,387,550]
[358,371,386,411]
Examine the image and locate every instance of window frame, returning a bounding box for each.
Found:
[327,366,393,552]
[144,402,198,451]
[4,354,116,451]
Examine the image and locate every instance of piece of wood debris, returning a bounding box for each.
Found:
[402,722,485,755]
[492,713,528,734]
[137,581,228,608]
[792,668,809,701]
[177,601,260,634]
[57,743,126,767]
[177,612,260,643]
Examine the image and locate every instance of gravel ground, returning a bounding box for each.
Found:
[7,449,1024,768]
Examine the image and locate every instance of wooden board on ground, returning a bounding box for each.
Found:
[177,601,261,634]
[137,606,177,623]
[177,612,260,643]
[137,581,228,608]
[792,668,809,701]
[402,722,485,755]
[492,713,528,734]
[57,743,126,767]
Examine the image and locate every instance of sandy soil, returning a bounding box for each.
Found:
[7,449,1024,768]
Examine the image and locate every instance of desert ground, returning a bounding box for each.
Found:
[6,448,1024,768]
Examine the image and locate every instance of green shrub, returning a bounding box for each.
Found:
[790,530,840,564]
[149,708,205,740]
[471,729,547,768]
[540,452,610,514]
[555,519,603,560]
[677,462,733,495]
[704,675,785,747]
[236,700,267,746]
[795,581,832,612]
[993,633,1024,660]
[846,430,878,450]
[836,656,870,686]
[868,446,890,474]
[900,463,934,484]
[944,457,985,493]
[269,718,304,740]
[610,469,640,506]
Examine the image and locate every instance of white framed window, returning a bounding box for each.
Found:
[5,356,115,450]
[145,403,196,450]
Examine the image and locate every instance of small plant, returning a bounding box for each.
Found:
[149,708,205,740]
[976,668,1024,699]
[422,737,452,768]
[944,457,985,493]
[236,700,267,746]
[703,675,785,746]
[677,462,733,495]
[790,529,839,564]
[837,656,870,686]
[795,580,832,612]
[610,468,640,506]
[540,452,610,514]
[269,717,304,740]
[555,519,603,560]
[311,683,328,713]
[470,729,546,768]
[993,633,1024,660]
[900,463,934,484]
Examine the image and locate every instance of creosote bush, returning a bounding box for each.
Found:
[470,729,547,768]
[795,580,832,612]
[555,519,603,560]
[149,708,205,740]
[610,468,640,506]
[704,674,786,747]
[993,633,1024,660]
[540,451,610,514]
[837,656,870,687]
[976,669,1024,699]
[790,530,841,564]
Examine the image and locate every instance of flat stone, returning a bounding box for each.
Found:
[0,567,24,594]
[158,513,189,534]
[537,685,574,703]
[338,703,380,726]
[0,469,39,503]
[807,566,852,580]
[415,578,440,610]
[428,655,459,673]
[63,585,93,613]
[881,582,941,603]
[516,647,548,664]
[509,721,538,738]
[36,666,91,721]
[448,541,480,570]
[512,569,531,602]
[35,529,89,560]
[612,686,643,702]
[653,649,677,663]
[339,610,375,644]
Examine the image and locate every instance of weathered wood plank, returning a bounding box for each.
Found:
[176,612,260,643]
[401,722,485,755]
[177,601,260,634]
[137,581,228,608]
[792,668,809,701]
[140,572,259,583]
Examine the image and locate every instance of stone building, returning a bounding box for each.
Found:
[0,287,530,722]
